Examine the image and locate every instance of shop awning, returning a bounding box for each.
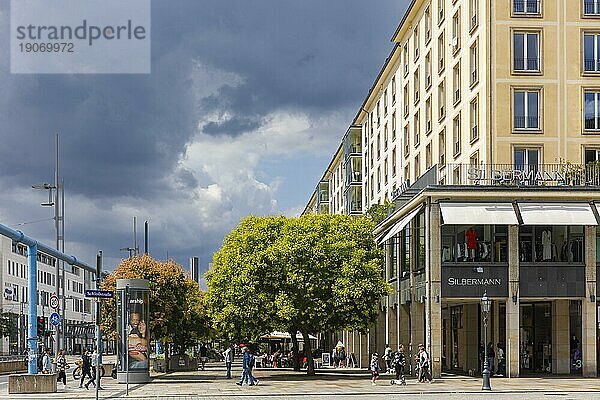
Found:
[440,202,519,225]
[518,202,598,225]
[377,206,424,244]
[259,331,317,341]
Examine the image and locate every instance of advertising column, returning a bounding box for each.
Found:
[116,279,150,383]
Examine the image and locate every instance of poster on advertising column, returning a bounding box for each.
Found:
[116,278,150,383]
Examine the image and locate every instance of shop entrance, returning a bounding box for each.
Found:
[520,302,552,374]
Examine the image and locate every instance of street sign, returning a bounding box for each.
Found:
[50,294,59,309]
[85,289,114,298]
[50,312,61,326]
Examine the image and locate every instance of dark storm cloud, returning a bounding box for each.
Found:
[0,0,409,268]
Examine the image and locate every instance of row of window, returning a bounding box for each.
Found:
[511,0,600,16]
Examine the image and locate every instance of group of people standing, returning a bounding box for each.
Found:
[370,343,433,385]
[479,342,506,376]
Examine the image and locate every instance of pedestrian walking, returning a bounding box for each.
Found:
[370,353,380,385]
[41,348,52,374]
[88,348,101,390]
[417,344,432,383]
[246,349,259,386]
[384,343,393,373]
[56,349,68,388]
[390,344,406,385]
[332,346,339,368]
[487,342,496,375]
[80,349,94,389]
[199,343,208,371]
[236,347,249,386]
[496,343,505,377]
[223,344,234,379]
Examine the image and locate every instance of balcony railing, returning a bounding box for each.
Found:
[514,115,539,129]
[513,58,539,71]
[513,0,541,14]
[439,163,600,187]
[584,59,600,72]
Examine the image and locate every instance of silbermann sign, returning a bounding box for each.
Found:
[442,266,508,298]
[467,166,572,185]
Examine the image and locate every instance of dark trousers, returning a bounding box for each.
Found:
[395,365,405,382]
[419,365,432,382]
[80,367,93,387]
[57,370,66,385]
[226,362,232,379]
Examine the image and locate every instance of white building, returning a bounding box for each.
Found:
[0,234,94,355]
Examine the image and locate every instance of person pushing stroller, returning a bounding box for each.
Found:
[390,344,406,385]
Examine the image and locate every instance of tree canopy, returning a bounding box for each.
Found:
[101,254,211,354]
[0,312,17,339]
[365,200,396,225]
[206,214,389,374]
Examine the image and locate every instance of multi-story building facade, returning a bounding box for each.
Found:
[0,234,94,355]
[305,0,600,378]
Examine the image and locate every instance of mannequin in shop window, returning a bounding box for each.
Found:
[465,227,477,261]
[541,229,552,261]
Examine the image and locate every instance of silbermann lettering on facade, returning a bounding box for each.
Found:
[467,166,570,185]
[447,278,502,286]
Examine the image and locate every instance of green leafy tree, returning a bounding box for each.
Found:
[206,214,389,375]
[0,312,17,338]
[101,254,211,355]
[366,200,396,225]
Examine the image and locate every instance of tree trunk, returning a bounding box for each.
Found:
[289,330,300,371]
[302,331,315,376]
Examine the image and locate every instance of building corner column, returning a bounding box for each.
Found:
[583,225,597,377]
[428,201,443,378]
[506,225,520,378]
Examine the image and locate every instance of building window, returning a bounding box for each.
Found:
[414,24,420,61]
[384,158,388,184]
[392,147,397,176]
[404,124,410,157]
[519,226,583,263]
[584,33,600,72]
[513,89,540,130]
[439,128,446,167]
[441,225,508,263]
[453,62,461,105]
[426,143,432,169]
[584,91,600,131]
[470,151,479,166]
[377,132,381,159]
[401,226,411,278]
[392,77,397,104]
[438,0,445,24]
[414,111,421,147]
[453,114,461,156]
[470,41,479,86]
[392,112,396,141]
[370,143,374,168]
[403,84,410,116]
[585,148,600,163]
[438,80,446,121]
[414,154,421,180]
[377,100,381,126]
[414,68,420,104]
[513,0,541,15]
[404,164,410,182]
[584,0,600,15]
[403,43,409,76]
[415,211,426,271]
[377,167,381,192]
[370,173,374,198]
[470,97,479,142]
[513,32,540,72]
[425,7,432,43]
[452,9,461,54]
[469,0,479,31]
[425,51,432,89]
[426,96,432,134]
[384,89,388,116]
[384,123,388,150]
[514,147,540,170]
[438,31,446,72]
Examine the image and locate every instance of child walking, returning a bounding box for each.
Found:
[370,353,380,385]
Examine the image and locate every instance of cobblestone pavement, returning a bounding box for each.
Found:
[4,362,600,399]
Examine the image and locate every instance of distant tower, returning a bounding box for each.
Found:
[189,257,200,284]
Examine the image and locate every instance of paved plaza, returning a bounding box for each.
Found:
[4,361,600,399]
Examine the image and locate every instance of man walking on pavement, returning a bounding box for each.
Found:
[384,343,393,373]
[236,347,259,386]
[223,344,234,379]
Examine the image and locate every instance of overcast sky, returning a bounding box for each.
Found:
[0,0,409,278]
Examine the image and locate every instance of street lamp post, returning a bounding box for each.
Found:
[481,292,492,391]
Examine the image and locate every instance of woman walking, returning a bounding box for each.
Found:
[56,349,68,388]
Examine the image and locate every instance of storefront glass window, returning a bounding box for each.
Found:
[400,226,411,279]
[416,211,426,271]
[441,225,507,263]
[519,226,584,263]
[389,236,398,280]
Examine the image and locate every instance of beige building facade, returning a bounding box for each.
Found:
[304,0,600,378]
